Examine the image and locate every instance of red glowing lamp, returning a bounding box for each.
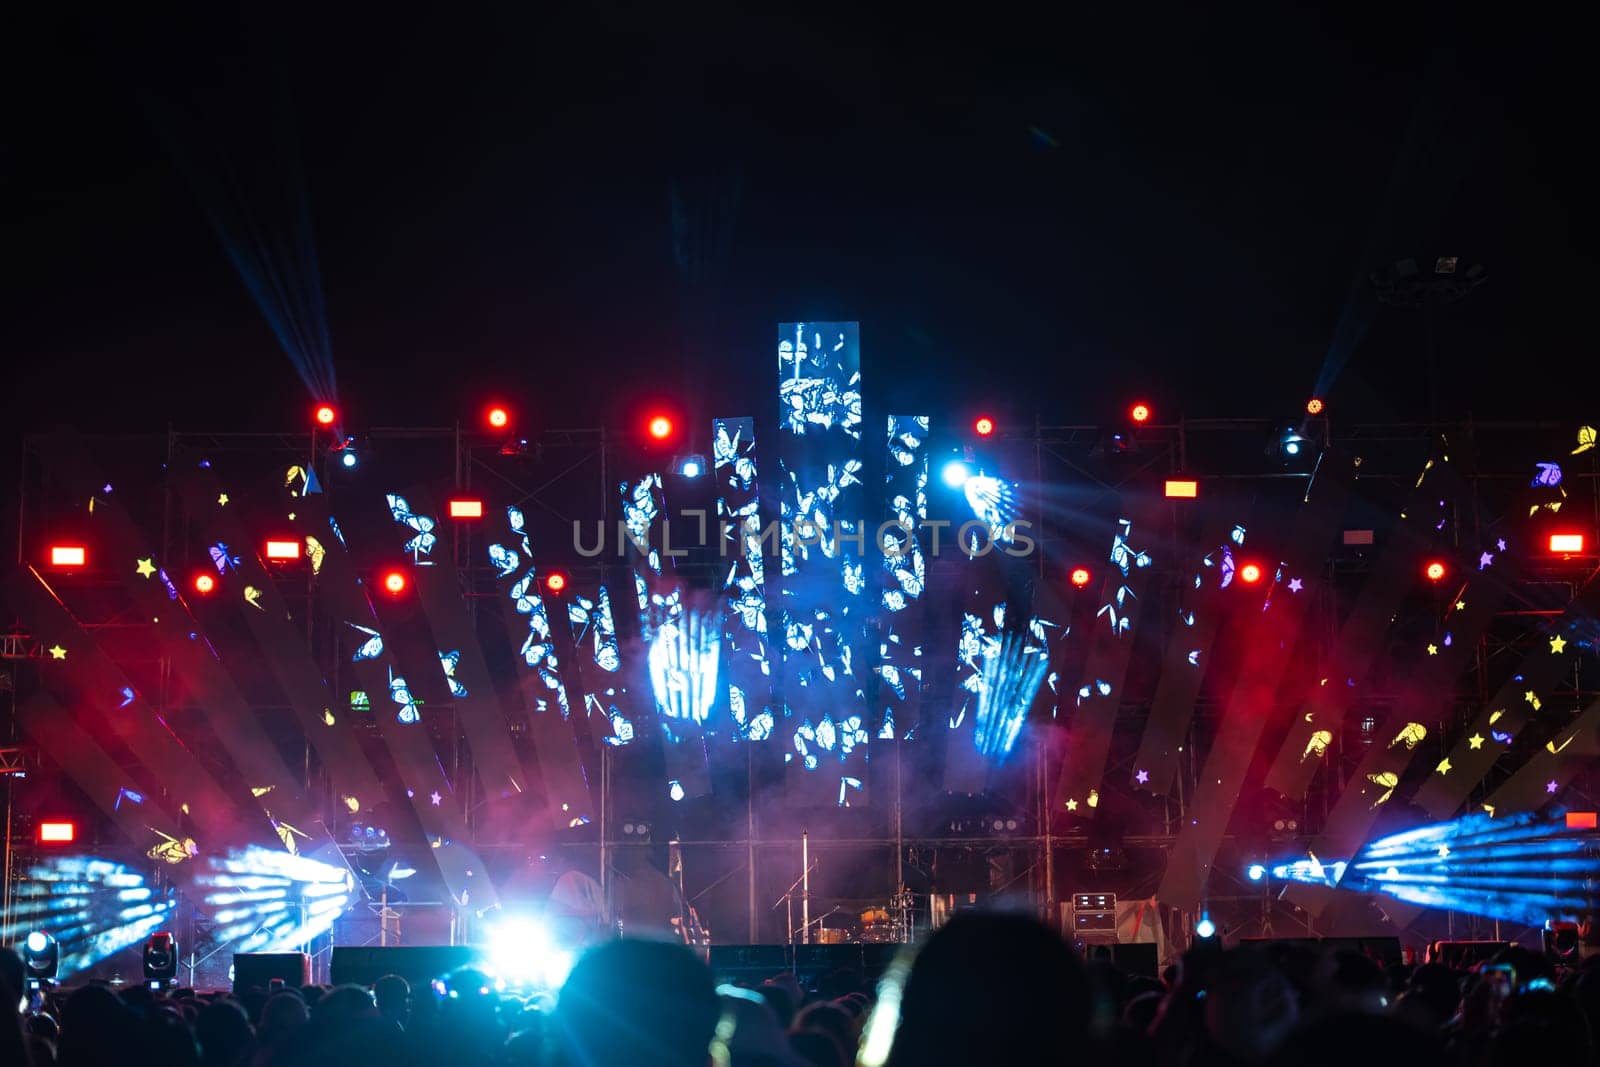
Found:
[38,821,76,844]
[265,540,301,561]
[1566,811,1598,830]
[449,498,484,519]
[1550,533,1586,554]
[1425,561,1446,582]
[193,573,216,595]
[314,404,337,427]
[974,416,995,437]
[1130,403,1151,424]
[50,545,87,568]
[1239,562,1264,584]
[1306,398,1325,415]
[647,415,674,441]
[1070,567,1093,588]
[382,570,408,595]
[486,406,510,429]
[545,572,567,594]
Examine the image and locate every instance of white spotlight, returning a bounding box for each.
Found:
[485,916,574,990]
[942,460,970,488]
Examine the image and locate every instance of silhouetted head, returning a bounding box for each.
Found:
[556,939,719,1067]
[868,911,1091,1067]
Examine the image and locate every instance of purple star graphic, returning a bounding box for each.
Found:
[1479,551,1494,570]
[1546,780,1559,795]
[1135,769,1149,785]
[1287,578,1303,593]
[1497,538,1507,551]
[430,790,443,806]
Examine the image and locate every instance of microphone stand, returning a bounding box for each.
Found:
[771,860,820,945]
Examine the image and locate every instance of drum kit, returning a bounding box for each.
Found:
[810,890,920,945]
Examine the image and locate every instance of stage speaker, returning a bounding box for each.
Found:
[707,944,790,984]
[329,945,478,988]
[233,952,309,992]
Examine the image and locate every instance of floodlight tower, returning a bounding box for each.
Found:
[1371,257,1486,427]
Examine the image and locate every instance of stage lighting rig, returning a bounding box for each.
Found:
[678,454,706,479]
[974,415,996,437]
[1268,419,1320,465]
[486,405,511,430]
[1194,915,1217,940]
[23,930,58,983]
[1129,403,1152,425]
[314,404,338,427]
[193,573,216,595]
[1070,566,1093,588]
[143,931,178,988]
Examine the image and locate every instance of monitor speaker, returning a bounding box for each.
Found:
[233,952,310,992]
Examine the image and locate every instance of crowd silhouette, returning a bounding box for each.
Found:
[5,912,1596,1066]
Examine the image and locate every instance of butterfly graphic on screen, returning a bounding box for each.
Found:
[387,495,437,556]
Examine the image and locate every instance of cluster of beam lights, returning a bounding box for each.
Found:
[0,857,176,977]
[1269,813,1599,926]
[196,845,354,953]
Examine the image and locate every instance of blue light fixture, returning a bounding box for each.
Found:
[340,450,359,470]
[1247,864,1266,882]
[942,460,971,488]
[1195,915,1216,939]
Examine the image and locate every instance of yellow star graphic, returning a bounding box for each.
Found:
[1426,643,1438,656]
[218,493,229,506]
[1064,798,1078,811]
[1435,758,1452,775]
[1467,733,1484,749]
[135,557,156,578]
[1550,635,1568,654]
[1437,845,1450,859]
[1455,600,1466,611]
[47,644,67,660]
[1524,690,1537,704]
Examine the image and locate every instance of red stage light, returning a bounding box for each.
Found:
[314,404,337,426]
[1550,533,1586,554]
[193,574,215,595]
[486,406,510,429]
[545,572,567,594]
[1425,561,1446,582]
[50,545,87,568]
[974,416,995,437]
[1130,403,1151,424]
[38,821,75,844]
[1306,397,1325,415]
[382,571,407,595]
[1070,567,1092,588]
[1239,562,1264,584]
[1164,479,1199,499]
[449,498,484,519]
[1567,811,1598,830]
[265,540,301,561]
[647,415,674,441]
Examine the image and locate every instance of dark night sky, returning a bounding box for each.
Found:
[2,4,1589,442]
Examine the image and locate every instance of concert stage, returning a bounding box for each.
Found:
[3,321,1598,987]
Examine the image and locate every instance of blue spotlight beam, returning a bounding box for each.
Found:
[877,415,930,741]
[1275,813,1600,928]
[173,463,386,814]
[3,566,258,848]
[1158,462,1351,913]
[1133,491,1247,796]
[1265,453,1468,799]
[386,484,537,805]
[1054,497,1164,815]
[39,435,330,853]
[775,322,870,805]
[1284,542,1510,919]
[714,416,776,743]
[2,857,178,977]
